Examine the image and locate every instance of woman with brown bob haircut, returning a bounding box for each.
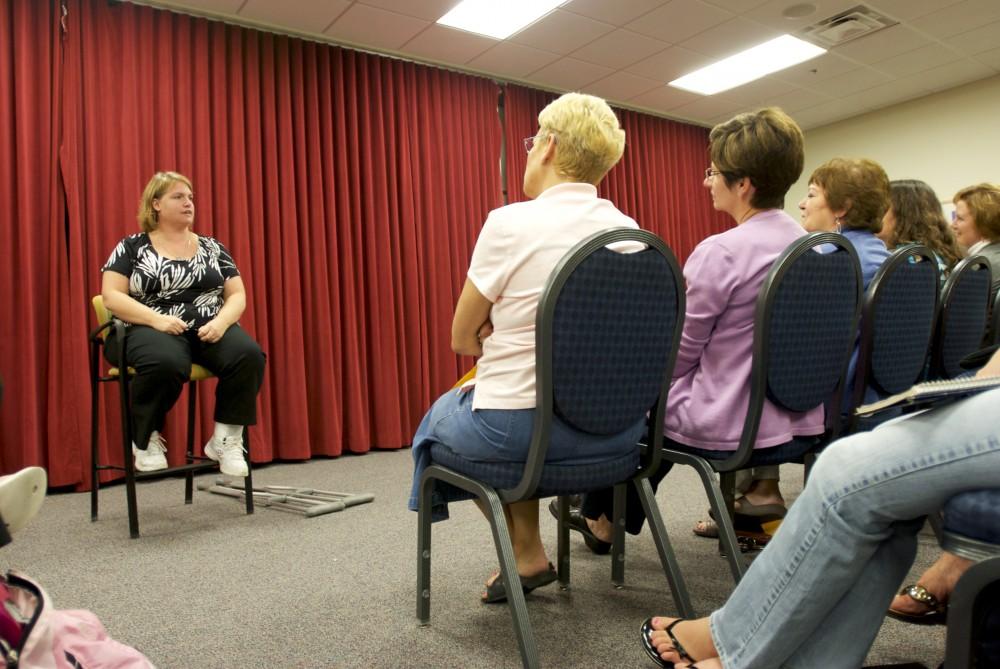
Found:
[952,182,1000,295]
[880,179,963,277]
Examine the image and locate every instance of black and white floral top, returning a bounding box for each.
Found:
[102,233,240,329]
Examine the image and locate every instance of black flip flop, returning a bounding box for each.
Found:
[640,617,694,668]
[482,563,558,604]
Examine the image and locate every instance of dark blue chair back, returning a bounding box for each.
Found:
[933,255,992,379]
[848,245,939,418]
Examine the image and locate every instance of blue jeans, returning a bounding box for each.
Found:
[709,388,1000,668]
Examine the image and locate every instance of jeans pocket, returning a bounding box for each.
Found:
[473,409,514,451]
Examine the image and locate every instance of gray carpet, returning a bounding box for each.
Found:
[3,451,943,668]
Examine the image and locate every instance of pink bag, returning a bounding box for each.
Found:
[1,571,155,668]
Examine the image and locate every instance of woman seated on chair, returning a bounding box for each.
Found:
[638,348,1000,669]
[405,93,646,603]
[878,179,962,282]
[951,182,1000,296]
[569,108,825,551]
[101,171,265,477]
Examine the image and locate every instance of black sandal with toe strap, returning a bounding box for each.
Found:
[640,617,693,668]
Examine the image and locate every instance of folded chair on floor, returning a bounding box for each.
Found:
[929,255,992,380]
[941,488,1000,669]
[843,244,940,434]
[661,232,863,582]
[416,229,692,669]
[89,296,254,538]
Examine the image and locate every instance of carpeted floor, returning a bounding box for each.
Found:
[2,450,944,668]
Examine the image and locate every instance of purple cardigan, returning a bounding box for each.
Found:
[664,209,826,451]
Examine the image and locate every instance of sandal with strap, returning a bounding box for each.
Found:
[887,584,947,625]
[481,563,558,604]
[640,618,695,668]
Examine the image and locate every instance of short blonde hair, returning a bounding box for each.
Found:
[809,158,890,233]
[537,92,625,185]
[953,183,1000,242]
[137,171,193,232]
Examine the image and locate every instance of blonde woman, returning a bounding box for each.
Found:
[101,172,265,477]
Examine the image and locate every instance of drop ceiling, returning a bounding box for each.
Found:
[127,0,1000,130]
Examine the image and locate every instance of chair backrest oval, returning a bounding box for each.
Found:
[933,255,992,379]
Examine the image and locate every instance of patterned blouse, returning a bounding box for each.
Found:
[102,233,240,329]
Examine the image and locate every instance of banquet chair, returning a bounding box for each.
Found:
[929,255,992,379]
[661,233,863,582]
[416,229,691,669]
[89,295,253,538]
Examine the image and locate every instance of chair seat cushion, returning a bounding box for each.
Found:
[943,489,1000,545]
[429,443,641,497]
[106,364,214,381]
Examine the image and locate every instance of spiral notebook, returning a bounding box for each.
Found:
[855,375,1000,416]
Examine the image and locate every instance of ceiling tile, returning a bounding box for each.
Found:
[806,66,892,97]
[739,0,859,32]
[868,0,964,21]
[719,76,796,105]
[584,72,662,101]
[974,46,1000,71]
[562,0,668,26]
[766,87,836,114]
[668,94,747,122]
[832,25,931,65]
[325,4,429,51]
[625,45,714,82]
[570,29,669,70]
[945,20,1000,57]
[400,24,496,65]
[529,57,615,91]
[167,0,244,13]
[467,42,561,79]
[357,0,460,22]
[911,59,997,92]
[909,0,1000,39]
[677,16,780,57]
[625,0,733,44]
[509,9,615,55]
[239,0,350,34]
[700,0,770,12]
[628,85,702,112]
[792,103,854,131]
[772,52,857,86]
[872,43,964,78]
[837,76,932,112]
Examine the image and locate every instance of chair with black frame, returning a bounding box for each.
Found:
[843,244,940,434]
[941,488,1000,669]
[415,229,692,669]
[88,295,253,539]
[929,255,992,380]
[986,287,1000,346]
[660,232,863,583]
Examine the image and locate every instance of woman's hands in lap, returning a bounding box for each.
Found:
[153,314,188,335]
[197,318,230,343]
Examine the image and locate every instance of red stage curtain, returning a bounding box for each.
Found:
[51,0,501,486]
[0,0,87,484]
[503,84,730,263]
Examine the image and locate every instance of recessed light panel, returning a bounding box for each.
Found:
[437,0,568,40]
[669,35,826,95]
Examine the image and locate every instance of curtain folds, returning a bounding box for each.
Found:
[1,0,726,489]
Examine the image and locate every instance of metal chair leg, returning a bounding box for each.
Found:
[556,495,570,587]
[90,344,101,522]
[637,478,695,618]
[242,426,254,515]
[118,372,140,539]
[416,476,434,624]
[611,484,627,586]
[184,381,197,504]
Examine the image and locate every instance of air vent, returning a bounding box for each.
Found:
[800,4,898,48]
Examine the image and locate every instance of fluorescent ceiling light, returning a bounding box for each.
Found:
[437,0,568,40]
[669,35,826,95]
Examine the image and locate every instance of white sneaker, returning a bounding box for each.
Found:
[204,435,248,477]
[132,432,168,472]
[0,467,47,537]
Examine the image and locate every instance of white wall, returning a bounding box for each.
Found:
[784,74,1000,219]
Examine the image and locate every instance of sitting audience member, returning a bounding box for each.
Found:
[641,348,1000,669]
[567,107,822,551]
[951,183,1000,295]
[879,179,963,280]
[101,171,266,477]
[406,93,646,603]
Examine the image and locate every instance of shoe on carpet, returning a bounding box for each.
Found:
[0,467,47,540]
[886,584,947,625]
[204,435,248,477]
[482,563,557,604]
[640,617,694,668]
[132,432,168,472]
[547,498,612,555]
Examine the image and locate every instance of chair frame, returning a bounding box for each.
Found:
[844,244,940,432]
[88,297,254,539]
[662,232,862,581]
[930,254,992,379]
[416,229,692,669]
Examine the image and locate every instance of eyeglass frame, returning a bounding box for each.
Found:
[704,167,723,179]
[523,132,556,154]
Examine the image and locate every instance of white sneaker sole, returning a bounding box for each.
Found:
[204,442,248,478]
[132,448,168,472]
[0,467,47,536]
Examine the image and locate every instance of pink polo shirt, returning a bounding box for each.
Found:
[465,182,639,410]
[664,209,825,450]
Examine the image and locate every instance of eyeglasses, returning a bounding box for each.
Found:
[523,135,539,153]
[704,168,722,179]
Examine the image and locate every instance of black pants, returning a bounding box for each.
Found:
[105,324,266,450]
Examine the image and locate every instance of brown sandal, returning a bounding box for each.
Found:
[886,584,947,625]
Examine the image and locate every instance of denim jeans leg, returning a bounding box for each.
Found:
[709,388,1000,669]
